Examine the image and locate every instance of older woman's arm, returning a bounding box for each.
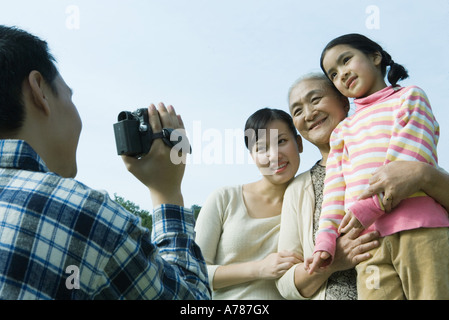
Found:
[358,161,449,212]
[276,174,380,299]
[294,226,379,298]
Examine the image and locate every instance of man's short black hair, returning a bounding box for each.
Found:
[0,25,59,135]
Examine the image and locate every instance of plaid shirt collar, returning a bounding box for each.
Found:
[0,140,50,173]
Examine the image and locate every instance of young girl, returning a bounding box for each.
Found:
[305,33,449,299]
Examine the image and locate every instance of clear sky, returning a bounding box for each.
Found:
[1,0,448,211]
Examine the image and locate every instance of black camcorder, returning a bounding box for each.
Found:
[113,108,191,158]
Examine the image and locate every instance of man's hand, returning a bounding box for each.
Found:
[121,103,186,207]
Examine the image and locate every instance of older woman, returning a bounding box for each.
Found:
[276,73,449,300]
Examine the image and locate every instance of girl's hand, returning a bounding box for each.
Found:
[339,210,363,234]
[257,251,303,279]
[304,251,331,275]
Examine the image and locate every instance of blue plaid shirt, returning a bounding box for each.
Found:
[0,140,210,300]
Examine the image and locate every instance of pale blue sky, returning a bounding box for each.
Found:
[1,0,448,210]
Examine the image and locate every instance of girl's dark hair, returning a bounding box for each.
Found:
[0,25,59,135]
[320,33,409,86]
[244,108,298,150]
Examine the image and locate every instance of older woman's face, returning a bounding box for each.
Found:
[289,79,348,147]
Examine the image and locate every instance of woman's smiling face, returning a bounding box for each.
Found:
[289,78,349,148]
[250,119,302,183]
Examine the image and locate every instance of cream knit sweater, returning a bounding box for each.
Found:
[195,185,284,300]
[276,170,327,300]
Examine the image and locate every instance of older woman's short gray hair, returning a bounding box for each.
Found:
[287,72,344,103]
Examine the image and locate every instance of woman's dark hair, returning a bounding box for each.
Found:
[320,33,409,86]
[0,25,59,135]
[244,108,298,150]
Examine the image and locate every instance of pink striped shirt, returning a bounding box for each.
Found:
[314,85,449,259]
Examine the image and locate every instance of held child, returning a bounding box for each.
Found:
[305,33,449,299]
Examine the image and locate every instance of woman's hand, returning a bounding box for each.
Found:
[256,251,303,279]
[212,251,303,289]
[358,161,424,212]
[359,161,449,212]
[331,227,380,272]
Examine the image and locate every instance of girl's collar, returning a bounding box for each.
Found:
[354,85,401,111]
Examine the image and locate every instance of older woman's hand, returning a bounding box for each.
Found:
[357,161,426,212]
[331,228,380,272]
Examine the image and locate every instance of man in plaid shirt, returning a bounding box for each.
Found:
[0,25,210,300]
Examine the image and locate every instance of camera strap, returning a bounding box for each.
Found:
[153,128,192,154]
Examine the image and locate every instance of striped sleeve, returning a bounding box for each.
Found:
[314,127,346,259]
[386,86,439,165]
[350,86,439,227]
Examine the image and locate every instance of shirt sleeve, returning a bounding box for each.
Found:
[194,188,226,289]
[97,204,211,300]
[350,86,439,227]
[276,176,311,300]
[314,127,346,260]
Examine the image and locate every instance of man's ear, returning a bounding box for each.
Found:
[27,70,51,116]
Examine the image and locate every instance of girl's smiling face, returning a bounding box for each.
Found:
[322,44,386,98]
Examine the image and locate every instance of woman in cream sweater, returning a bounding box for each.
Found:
[195,108,303,299]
